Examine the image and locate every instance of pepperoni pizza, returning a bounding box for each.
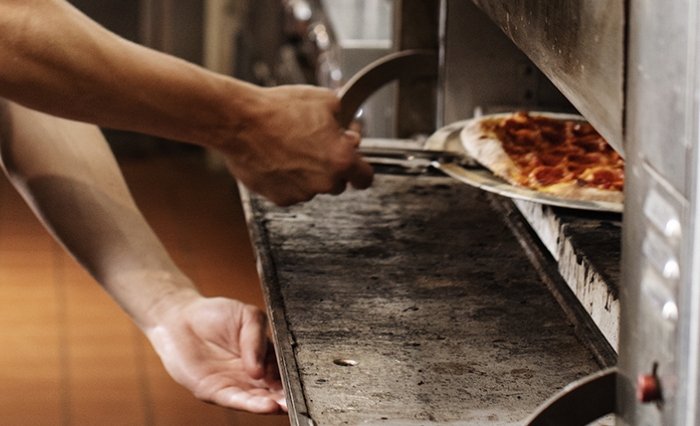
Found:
[460,111,624,204]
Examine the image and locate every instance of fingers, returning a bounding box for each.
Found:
[344,129,362,148]
[347,155,374,190]
[239,306,269,380]
[210,387,287,414]
[277,394,289,412]
[263,136,372,203]
[335,130,373,192]
[327,177,348,195]
[228,107,373,205]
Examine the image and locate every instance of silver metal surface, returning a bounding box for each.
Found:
[320,0,392,41]
[617,1,700,425]
[523,368,616,426]
[467,0,625,156]
[392,0,440,137]
[359,146,469,166]
[315,0,397,137]
[439,0,575,129]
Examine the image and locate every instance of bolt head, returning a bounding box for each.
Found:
[637,374,662,403]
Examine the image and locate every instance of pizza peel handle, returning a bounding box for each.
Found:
[337,49,438,129]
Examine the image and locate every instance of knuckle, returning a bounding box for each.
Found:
[318,179,339,194]
[244,305,266,322]
[300,191,316,203]
[274,197,294,207]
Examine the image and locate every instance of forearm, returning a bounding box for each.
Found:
[0,100,199,329]
[0,0,373,207]
[0,0,257,149]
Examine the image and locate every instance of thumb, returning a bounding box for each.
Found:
[348,156,374,190]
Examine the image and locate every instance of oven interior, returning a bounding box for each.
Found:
[235,1,700,424]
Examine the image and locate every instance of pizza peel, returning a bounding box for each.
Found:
[422,114,624,213]
[337,51,623,212]
[337,49,472,168]
[522,367,617,426]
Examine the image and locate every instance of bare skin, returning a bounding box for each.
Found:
[0,0,376,415]
[0,0,373,206]
[0,101,287,413]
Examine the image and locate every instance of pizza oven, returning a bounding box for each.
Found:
[235,1,700,424]
[436,2,700,425]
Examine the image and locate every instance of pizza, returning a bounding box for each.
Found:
[460,111,624,204]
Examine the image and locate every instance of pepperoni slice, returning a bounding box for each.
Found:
[572,122,596,136]
[540,127,566,145]
[530,166,565,186]
[539,152,566,166]
[509,128,540,147]
[573,136,606,153]
[579,169,623,189]
[566,153,598,165]
[488,112,625,193]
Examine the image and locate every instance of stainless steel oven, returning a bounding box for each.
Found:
[439,1,700,424]
[238,0,700,424]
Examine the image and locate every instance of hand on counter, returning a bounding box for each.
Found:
[146,294,287,414]
[0,102,286,414]
[218,85,374,207]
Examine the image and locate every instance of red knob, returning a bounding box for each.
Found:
[637,374,662,403]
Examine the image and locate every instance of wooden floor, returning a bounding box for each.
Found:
[0,150,290,426]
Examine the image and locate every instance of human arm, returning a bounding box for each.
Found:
[0,0,373,206]
[0,100,286,413]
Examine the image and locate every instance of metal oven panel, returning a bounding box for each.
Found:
[625,0,692,195]
[618,1,700,425]
[466,0,625,156]
[318,0,397,137]
[441,0,575,127]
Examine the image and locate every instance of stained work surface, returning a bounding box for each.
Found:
[245,173,602,425]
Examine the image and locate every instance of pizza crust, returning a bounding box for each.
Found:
[459,113,624,204]
[537,181,624,203]
[460,117,520,186]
